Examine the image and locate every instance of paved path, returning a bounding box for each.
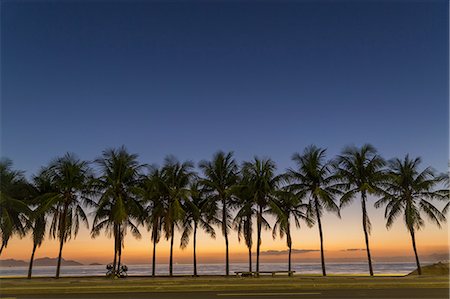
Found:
[2,288,448,299]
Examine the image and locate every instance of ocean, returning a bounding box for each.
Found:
[0,262,421,277]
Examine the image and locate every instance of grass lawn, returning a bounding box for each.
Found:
[0,275,448,295]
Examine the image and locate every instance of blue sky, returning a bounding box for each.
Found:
[1,0,448,177]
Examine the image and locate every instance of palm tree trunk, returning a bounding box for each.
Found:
[315,199,326,276]
[113,224,118,273]
[193,222,198,276]
[288,245,292,273]
[117,246,122,274]
[256,205,262,276]
[169,223,175,276]
[287,224,292,273]
[410,228,422,275]
[56,202,69,279]
[27,243,38,279]
[248,246,252,272]
[361,193,374,276]
[223,198,229,276]
[152,232,157,277]
[117,225,122,275]
[0,243,4,255]
[224,231,229,276]
[286,224,292,276]
[112,247,117,276]
[117,241,122,275]
[55,237,65,279]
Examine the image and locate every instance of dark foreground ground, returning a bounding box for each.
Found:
[0,275,448,299]
[2,288,449,299]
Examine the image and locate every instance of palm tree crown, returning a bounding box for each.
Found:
[0,159,31,255]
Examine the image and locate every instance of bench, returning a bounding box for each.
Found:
[235,271,295,277]
[234,271,256,277]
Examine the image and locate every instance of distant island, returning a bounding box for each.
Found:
[0,257,84,267]
[0,259,27,267]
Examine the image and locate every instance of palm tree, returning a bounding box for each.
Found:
[141,166,165,277]
[160,156,195,276]
[375,155,447,275]
[42,153,92,278]
[180,182,217,276]
[199,151,239,276]
[90,147,144,276]
[286,145,340,276]
[233,180,256,272]
[27,170,56,279]
[0,159,31,255]
[335,144,385,276]
[440,172,449,214]
[241,157,280,275]
[269,191,312,273]
[27,210,46,279]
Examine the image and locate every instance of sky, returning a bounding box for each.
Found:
[0,0,448,265]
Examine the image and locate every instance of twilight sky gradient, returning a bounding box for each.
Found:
[1,0,448,264]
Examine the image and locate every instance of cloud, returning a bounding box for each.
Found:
[260,249,319,255]
[341,248,366,252]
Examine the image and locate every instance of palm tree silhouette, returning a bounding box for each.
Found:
[180,182,217,276]
[286,146,340,276]
[199,151,238,276]
[375,155,447,275]
[90,147,144,276]
[141,166,165,277]
[335,144,385,276]
[42,153,91,278]
[233,178,256,272]
[160,156,195,276]
[241,157,280,275]
[269,190,312,273]
[27,169,55,279]
[0,159,31,255]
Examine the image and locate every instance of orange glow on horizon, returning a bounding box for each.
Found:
[2,204,448,265]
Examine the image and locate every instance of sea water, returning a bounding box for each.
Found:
[0,262,421,277]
